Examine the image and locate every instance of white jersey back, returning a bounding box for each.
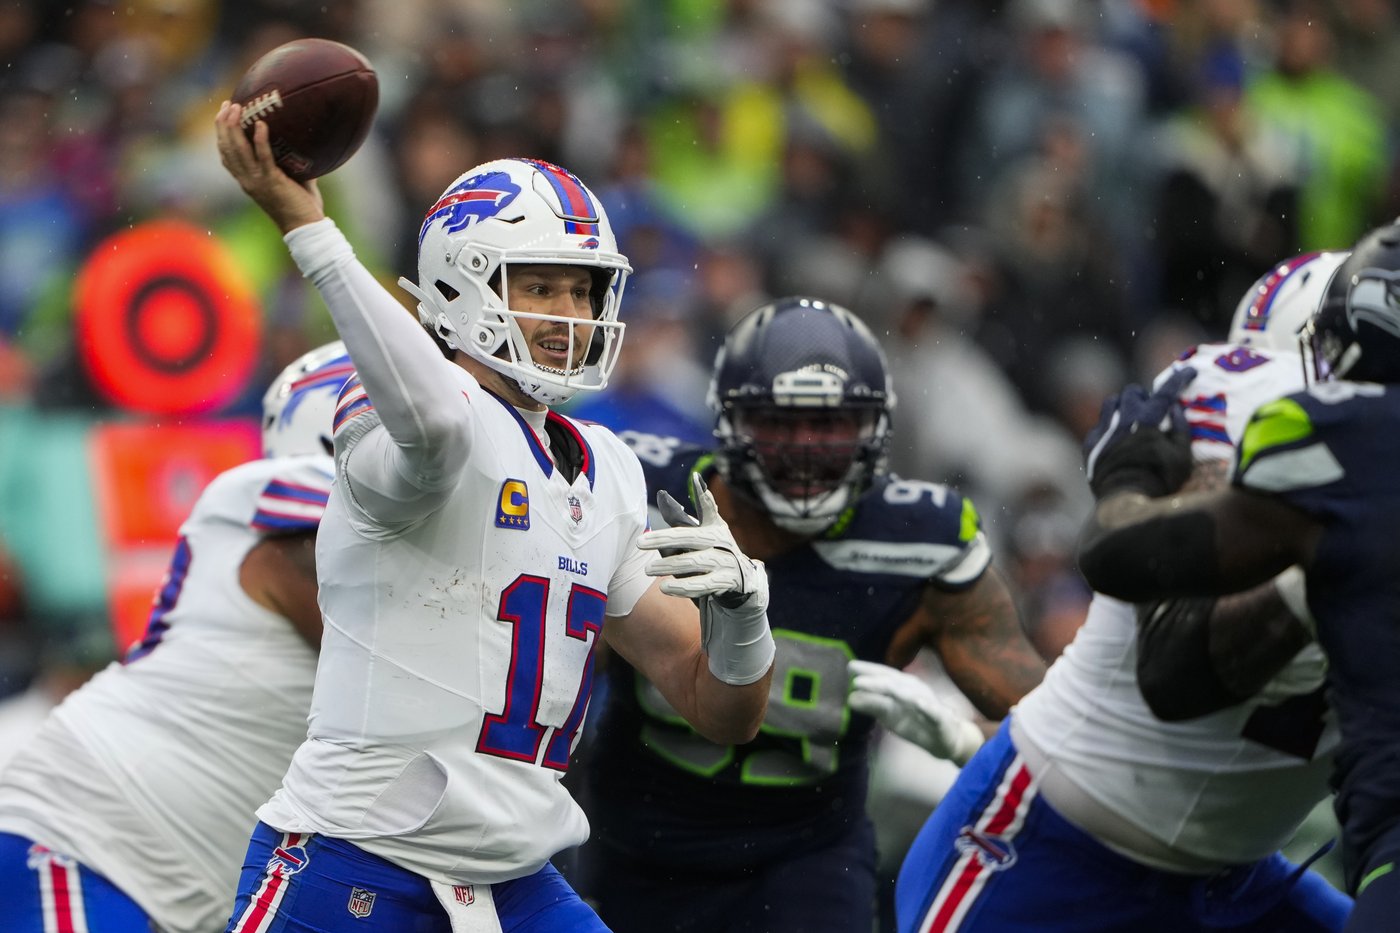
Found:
[1014,342,1340,864]
[0,456,332,933]
[258,367,653,885]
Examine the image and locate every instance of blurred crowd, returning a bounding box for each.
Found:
[3,0,1400,704]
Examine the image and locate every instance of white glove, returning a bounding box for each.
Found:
[639,474,774,685]
[847,659,985,765]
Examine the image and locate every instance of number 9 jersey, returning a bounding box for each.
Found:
[580,434,990,872]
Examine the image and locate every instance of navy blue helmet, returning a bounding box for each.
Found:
[1305,222,1400,384]
[708,296,895,534]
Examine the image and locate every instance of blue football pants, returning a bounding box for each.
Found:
[896,722,1353,933]
[225,821,609,932]
[0,831,152,932]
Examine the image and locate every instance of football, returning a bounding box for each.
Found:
[231,37,379,181]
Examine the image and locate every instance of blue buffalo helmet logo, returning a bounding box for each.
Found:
[419,171,523,245]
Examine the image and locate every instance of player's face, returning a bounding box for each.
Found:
[738,408,874,498]
[506,264,596,372]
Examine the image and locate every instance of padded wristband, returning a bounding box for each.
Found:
[701,589,775,686]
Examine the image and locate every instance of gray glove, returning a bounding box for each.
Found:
[639,474,774,685]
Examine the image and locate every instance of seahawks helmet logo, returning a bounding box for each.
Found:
[1345,267,1400,339]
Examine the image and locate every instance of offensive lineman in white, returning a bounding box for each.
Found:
[851,253,1355,933]
[214,106,773,933]
[0,343,351,932]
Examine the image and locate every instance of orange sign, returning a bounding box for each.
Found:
[75,220,261,415]
[89,419,260,651]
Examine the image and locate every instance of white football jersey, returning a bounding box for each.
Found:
[0,456,333,933]
[1156,341,1309,463]
[257,363,653,885]
[1013,342,1340,865]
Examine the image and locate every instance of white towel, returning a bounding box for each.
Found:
[431,879,503,933]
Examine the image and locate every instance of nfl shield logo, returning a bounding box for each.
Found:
[347,887,377,918]
[453,884,475,906]
[568,495,583,524]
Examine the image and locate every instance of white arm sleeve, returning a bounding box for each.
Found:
[284,219,472,527]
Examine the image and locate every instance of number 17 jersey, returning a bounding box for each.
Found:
[257,369,654,886]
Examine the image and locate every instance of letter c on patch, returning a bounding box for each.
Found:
[495,479,531,529]
[501,481,528,515]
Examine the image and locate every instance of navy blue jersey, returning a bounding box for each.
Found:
[1235,381,1400,877]
[582,434,990,872]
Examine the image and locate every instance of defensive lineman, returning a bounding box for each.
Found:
[577,297,1044,932]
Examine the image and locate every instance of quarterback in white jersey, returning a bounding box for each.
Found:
[0,343,351,933]
[876,252,1355,932]
[216,107,772,932]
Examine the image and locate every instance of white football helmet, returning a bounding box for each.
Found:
[398,158,632,406]
[261,341,355,459]
[1229,251,1349,353]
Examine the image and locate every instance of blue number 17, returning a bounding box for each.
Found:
[476,574,607,772]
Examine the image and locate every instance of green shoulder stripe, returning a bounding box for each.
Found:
[960,496,981,543]
[1239,398,1314,473]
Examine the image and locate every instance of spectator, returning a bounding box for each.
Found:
[1247,0,1387,250]
[1148,45,1300,333]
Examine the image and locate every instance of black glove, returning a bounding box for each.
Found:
[1083,366,1197,499]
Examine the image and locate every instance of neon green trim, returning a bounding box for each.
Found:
[782,666,821,710]
[1239,398,1314,473]
[739,630,855,786]
[1359,861,1395,895]
[687,454,718,508]
[959,497,981,543]
[640,724,736,778]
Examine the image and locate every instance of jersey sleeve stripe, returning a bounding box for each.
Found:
[262,480,331,504]
[251,509,323,533]
[333,377,375,434]
[253,477,331,532]
[1186,393,1227,413]
[1189,423,1232,444]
